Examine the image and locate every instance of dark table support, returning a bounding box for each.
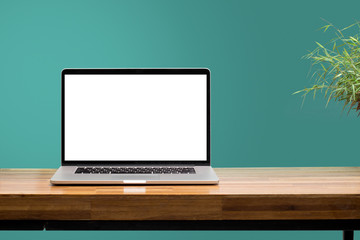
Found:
[344,231,354,240]
[43,220,360,231]
[1,220,359,230]
[0,221,44,230]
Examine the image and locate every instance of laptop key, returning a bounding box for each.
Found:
[75,168,85,174]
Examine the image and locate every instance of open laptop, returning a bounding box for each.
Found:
[50,68,219,184]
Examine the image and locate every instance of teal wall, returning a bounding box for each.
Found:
[1,0,359,239]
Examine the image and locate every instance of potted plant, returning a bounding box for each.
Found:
[294,22,360,114]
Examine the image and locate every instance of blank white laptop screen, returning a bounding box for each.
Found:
[64,74,207,161]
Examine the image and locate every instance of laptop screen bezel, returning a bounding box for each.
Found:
[61,68,211,166]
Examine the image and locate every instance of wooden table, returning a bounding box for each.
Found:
[1,167,360,240]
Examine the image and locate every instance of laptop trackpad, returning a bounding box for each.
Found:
[118,175,160,181]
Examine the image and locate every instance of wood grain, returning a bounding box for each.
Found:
[0,167,360,220]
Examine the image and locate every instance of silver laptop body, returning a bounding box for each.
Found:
[50,68,218,185]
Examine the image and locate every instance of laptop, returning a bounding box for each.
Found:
[50,68,219,185]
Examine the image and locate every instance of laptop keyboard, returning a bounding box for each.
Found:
[75,167,196,174]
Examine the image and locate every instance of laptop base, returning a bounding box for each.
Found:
[50,166,219,185]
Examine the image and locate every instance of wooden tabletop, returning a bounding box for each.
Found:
[0,167,360,221]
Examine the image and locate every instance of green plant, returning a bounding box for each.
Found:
[294,21,360,114]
